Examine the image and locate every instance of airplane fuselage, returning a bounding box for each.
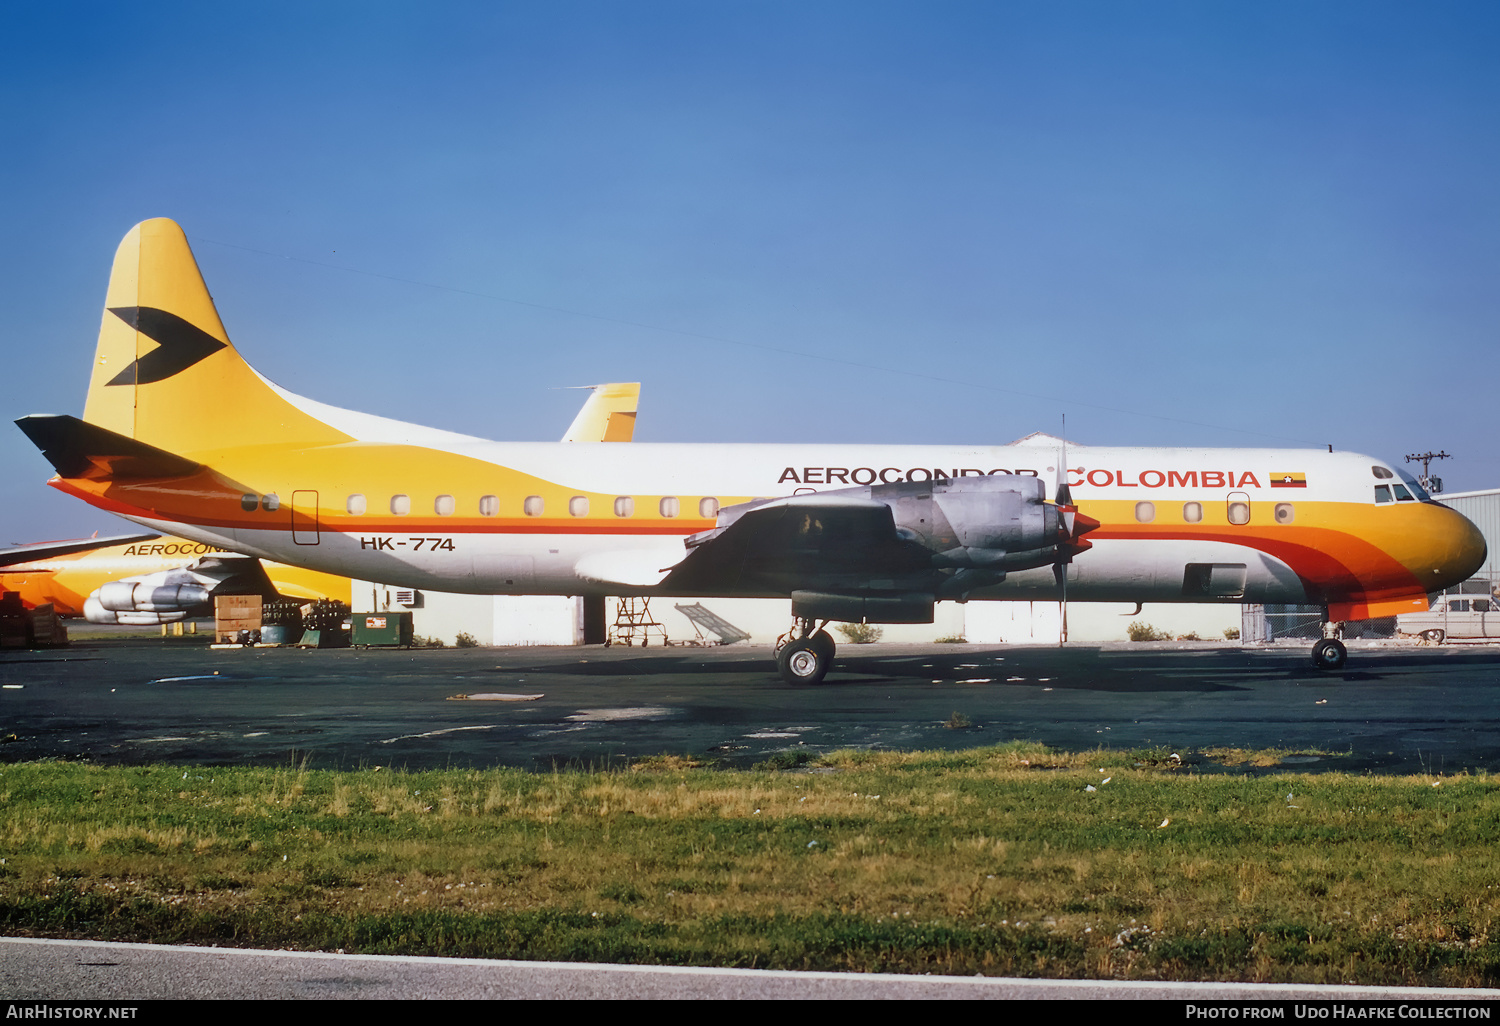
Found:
[50,437,1483,622]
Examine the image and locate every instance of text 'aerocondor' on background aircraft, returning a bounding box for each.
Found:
[2,381,640,625]
[14,219,1488,681]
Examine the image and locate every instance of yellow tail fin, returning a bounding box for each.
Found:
[82,219,348,455]
[561,382,640,442]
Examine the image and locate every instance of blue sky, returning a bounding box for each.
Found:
[3,1,1498,542]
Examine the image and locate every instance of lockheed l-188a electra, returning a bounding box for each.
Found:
[15,219,1487,681]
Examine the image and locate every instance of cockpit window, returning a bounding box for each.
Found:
[1374,485,1393,504]
[1393,484,1415,502]
[1372,466,1394,479]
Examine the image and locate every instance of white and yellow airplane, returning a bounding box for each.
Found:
[15,219,1488,679]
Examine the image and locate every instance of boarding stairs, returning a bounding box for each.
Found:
[674,602,751,646]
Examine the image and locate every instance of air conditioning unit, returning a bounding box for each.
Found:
[395,589,421,607]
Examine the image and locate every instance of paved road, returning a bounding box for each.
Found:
[4,938,1498,1000]
[2,637,1498,773]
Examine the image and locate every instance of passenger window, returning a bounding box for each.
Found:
[699,497,720,518]
[1393,484,1414,502]
[1374,485,1392,504]
[569,496,589,517]
[390,494,410,516]
[1450,600,1470,612]
[614,496,635,517]
[1274,503,1294,524]
[346,494,366,516]
[660,496,680,518]
[241,494,258,512]
[479,495,499,517]
[1182,502,1203,524]
[435,494,455,516]
[521,495,542,517]
[1134,501,1154,523]
[262,493,280,512]
[1475,600,1492,613]
[1227,493,1250,525]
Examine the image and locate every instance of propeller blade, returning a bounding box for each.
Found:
[1055,462,1073,509]
[1056,554,1068,646]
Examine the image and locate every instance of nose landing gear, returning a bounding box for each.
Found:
[1312,620,1347,670]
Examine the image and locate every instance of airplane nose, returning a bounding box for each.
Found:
[1425,503,1487,592]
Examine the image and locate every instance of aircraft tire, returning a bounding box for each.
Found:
[1423,629,1446,644]
[778,638,830,685]
[810,629,836,663]
[1311,638,1347,671]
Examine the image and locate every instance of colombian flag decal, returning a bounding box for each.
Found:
[1270,472,1307,488]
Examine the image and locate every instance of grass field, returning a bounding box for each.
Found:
[2,743,1498,986]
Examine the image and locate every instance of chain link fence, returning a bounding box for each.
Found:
[1241,571,1499,642]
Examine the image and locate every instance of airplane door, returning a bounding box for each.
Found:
[291,490,320,545]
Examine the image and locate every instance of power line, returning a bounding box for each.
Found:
[196,235,1328,446]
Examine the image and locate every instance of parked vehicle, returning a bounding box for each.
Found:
[1398,591,1499,643]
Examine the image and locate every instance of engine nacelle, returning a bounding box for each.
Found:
[871,476,1061,573]
[95,580,212,613]
[83,596,187,625]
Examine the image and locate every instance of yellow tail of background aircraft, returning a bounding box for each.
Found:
[15,219,1487,680]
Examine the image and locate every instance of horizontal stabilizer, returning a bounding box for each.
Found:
[15,414,203,480]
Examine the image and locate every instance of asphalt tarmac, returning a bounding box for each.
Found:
[2,633,1499,773]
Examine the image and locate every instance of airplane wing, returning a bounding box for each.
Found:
[661,494,933,595]
[655,478,1099,624]
[0,533,162,568]
[569,494,929,594]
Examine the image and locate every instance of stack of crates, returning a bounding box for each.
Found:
[0,594,68,648]
[27,603,66,647]
[0,592,27,649]
[214,595,263,643]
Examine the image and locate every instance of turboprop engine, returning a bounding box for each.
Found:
[84,564,234,624]
[874,476,1064,571]
[870,475,1099,599]
[83,597,190,626]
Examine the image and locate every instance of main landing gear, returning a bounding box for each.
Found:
[775,617,836,685]
[1311,620,1347,671]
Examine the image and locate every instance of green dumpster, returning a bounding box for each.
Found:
[351,611,413,647]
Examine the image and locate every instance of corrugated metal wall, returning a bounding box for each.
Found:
[1441,489,1500,579]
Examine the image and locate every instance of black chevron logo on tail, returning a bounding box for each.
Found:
[105,307,227,385]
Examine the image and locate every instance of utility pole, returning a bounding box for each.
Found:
[1404,451,1451,494]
